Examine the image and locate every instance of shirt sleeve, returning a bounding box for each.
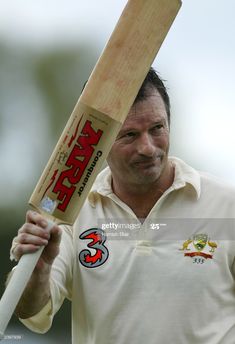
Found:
[19,225,74,333]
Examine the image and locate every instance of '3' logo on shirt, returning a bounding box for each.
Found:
[79,228,109,268]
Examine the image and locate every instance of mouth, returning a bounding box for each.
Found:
[132,155,162,168]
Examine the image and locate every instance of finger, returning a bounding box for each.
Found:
[13,244,42,261]
[26,210,48,228]
[49,225,62,244]
[43,226,62,253]
[17,232,49,247]
[18,223,50,240]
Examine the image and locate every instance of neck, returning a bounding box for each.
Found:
[112,162,175,218]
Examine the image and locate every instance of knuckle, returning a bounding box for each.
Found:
[26,210,34,220]
[26,210,39,222]
[19,222,31,233]
[18,232,28,243]
[16,245,24,257]
[18,225,27,234]
[24,223,33,232]
[12,235,18,244]
[14,244,21,254]
[26,210,32,217]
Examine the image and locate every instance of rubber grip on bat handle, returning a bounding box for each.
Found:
[0,220,55,340]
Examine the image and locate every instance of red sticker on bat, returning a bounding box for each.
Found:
[52,120,103,211]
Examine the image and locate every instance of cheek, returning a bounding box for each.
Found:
[107,145,123,165]
[107,145,133,168]
[154,134,169,149]
[109,142,131,157]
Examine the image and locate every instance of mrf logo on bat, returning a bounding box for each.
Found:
[38,110,105,217]
[29,103,121,224]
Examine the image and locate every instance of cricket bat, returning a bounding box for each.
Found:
[0,0,181,338]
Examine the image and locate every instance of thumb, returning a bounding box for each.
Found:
[41,224,62,266]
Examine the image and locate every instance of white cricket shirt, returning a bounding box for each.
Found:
[20,157,235,343]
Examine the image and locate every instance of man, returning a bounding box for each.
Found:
[9,68,235,343]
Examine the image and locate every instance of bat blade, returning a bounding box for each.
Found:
[29,104,122,224]
[29,0,181,225]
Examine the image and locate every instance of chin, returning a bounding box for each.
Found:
[134,171,161,185]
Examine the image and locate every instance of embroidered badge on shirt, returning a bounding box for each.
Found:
[179,234,217,264]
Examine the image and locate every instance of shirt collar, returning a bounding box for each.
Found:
[88,156,201,205]
[170,157,201,199]
[87,166,113,206]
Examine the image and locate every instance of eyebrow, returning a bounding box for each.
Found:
[118,127,136,135]
[118,119,167,136]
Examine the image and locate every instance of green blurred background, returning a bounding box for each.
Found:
[0,0,235,342]
[0,41,99,343]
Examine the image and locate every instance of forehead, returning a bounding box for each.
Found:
[123,90,167,128]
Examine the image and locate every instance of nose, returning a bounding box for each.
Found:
[136,133,155,157]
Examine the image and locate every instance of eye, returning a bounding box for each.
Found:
[116,131,137,142]
[124,132,136,138]
[150,124,164,134]
[155,124,164,129]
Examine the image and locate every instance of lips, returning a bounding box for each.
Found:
[132,155,162,167]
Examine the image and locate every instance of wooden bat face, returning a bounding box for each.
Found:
[29,103,121,224]
[29,0,181,225]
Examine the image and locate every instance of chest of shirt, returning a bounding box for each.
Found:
[74,195,235,283]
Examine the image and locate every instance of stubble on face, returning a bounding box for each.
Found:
[128,148,169,184]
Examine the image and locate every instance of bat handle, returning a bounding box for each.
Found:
[0,220,54,340]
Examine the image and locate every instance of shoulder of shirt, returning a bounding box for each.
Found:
[199,169,235,197]
[85,157,235,206]
[172,156,235,199]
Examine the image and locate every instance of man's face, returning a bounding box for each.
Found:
[107,89,170,188]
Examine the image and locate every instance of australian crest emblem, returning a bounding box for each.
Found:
[179,234,217,264]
